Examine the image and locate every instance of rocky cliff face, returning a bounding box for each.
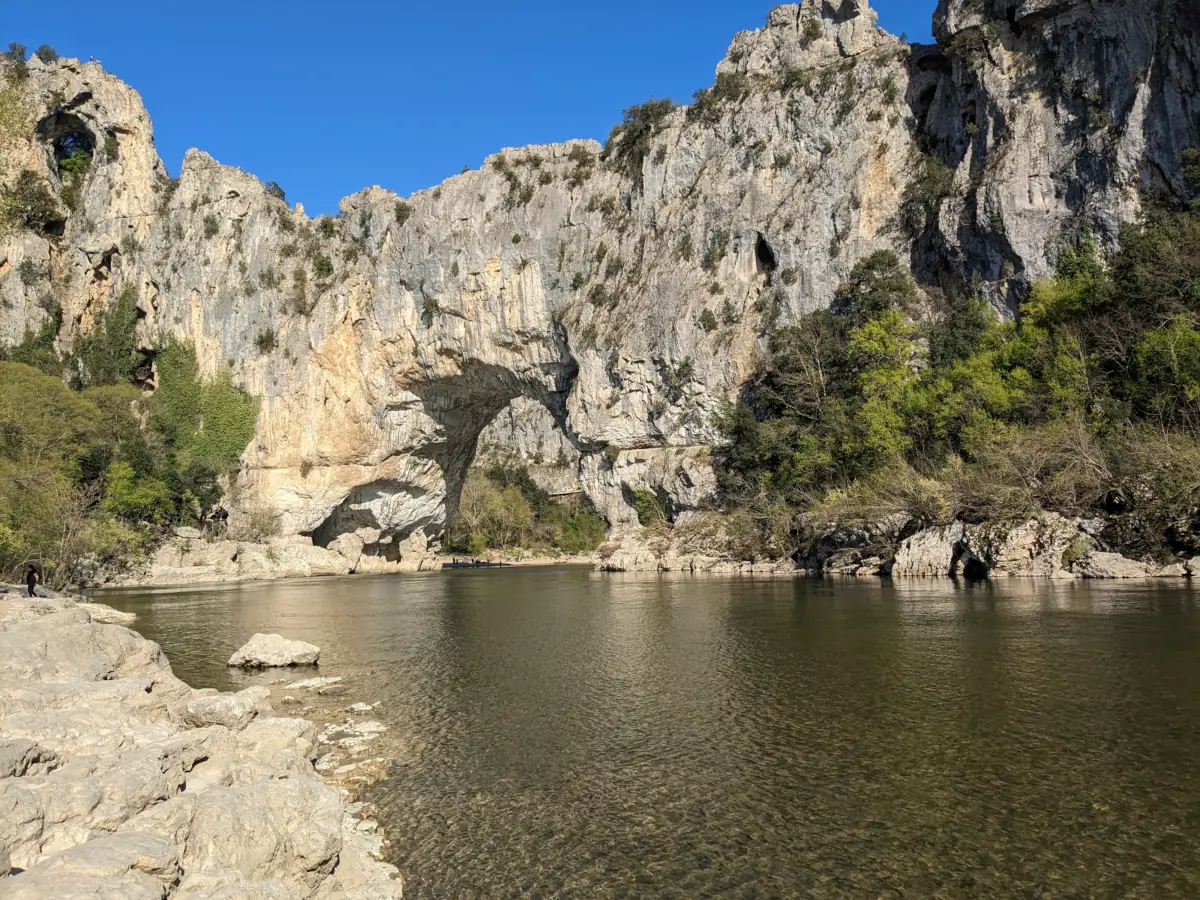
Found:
[1,0,1196,566]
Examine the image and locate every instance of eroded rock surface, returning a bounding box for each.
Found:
[0,593,401,899]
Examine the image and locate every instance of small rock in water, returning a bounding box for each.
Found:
[290,676,343,690]
[346,702,374,714]
[280,695,300,705]
[227,633,320,668]
[317,684,346,696]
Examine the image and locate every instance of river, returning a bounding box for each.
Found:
[97,569,1200,898]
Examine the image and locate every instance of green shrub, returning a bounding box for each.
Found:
[4,43,27,80]
[632,487,667,528]
[689,72,751,124]
[699,309,718,333]
[73,286,141,388]
[901,155,955,236]
[311,252,333,279]
[4,170,61,233]
[58,148,91,179]
[421,296,438,327]
[1183,148,1200,200]
[721,298,738,326]
[446,464,608,555]
[802,18,823,45]
[701,229,730,272]
[602,98,675,181]
[255,329,277,354]
[17,258,40,285]
[150,340,258,472]
[203,214,218,238]
[567,144,596,188]
[395,200,412,227]
[102,461,172,525]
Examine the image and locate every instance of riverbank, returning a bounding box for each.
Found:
[0,584,402,898]
[596,511,1200,579]
[85,506,1200,590]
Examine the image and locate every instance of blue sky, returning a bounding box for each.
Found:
[7,1,938,215]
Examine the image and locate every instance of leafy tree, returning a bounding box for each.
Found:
[102,461,172,524]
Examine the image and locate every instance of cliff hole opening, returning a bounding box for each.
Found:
[755,233,778,275]
[37,112,95,174]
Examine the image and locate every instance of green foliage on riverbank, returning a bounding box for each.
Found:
[0,300,259,584]
[719,184,1200,562]
[445,463,607,557]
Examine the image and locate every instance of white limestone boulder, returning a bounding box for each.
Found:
[228,634,320,669]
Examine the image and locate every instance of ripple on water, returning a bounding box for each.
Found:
[96,572,1200,899]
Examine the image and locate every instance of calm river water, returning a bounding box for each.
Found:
[97,569,1200,899]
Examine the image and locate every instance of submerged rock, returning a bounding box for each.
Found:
[289,676,342,691]
[228,634,321,669]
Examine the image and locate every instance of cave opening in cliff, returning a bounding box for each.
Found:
[755,233,778,275]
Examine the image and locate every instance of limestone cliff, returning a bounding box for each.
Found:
[0,0,1196,568]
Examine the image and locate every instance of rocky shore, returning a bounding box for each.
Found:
[0,586,402,899]
[98,511,1200,587]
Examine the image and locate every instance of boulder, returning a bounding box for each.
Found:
[228,634,320,669]
[182,689,267,731]
[1074,552,1155,579]
[891,523,967,577]
[969,515,1083,578]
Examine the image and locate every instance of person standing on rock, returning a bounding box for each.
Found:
[26,565,39,597]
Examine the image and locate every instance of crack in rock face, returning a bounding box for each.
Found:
[1,0,1198,561]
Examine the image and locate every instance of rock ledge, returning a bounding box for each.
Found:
[0,588,401,898]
